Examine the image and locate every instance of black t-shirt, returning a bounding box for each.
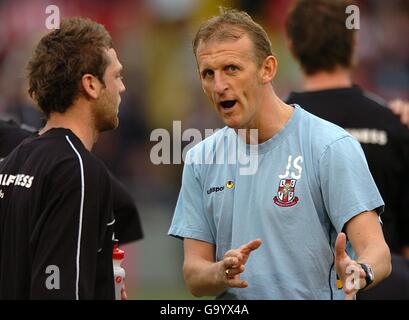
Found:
[0,120,143,245]
[286,86,409,253]
[0,128,116,299]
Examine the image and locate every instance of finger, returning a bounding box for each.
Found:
[228,279,248,289]
[226,265,245,278]
[335,233,347,259]
[224,256,239,269]
[224,251,243,265]
[240,239,262,255]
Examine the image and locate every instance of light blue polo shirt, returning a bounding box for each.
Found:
[168,105,384,299]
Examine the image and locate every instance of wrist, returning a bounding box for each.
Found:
[358,262,374,290]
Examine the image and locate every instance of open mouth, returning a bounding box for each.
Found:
[220,100,237,109]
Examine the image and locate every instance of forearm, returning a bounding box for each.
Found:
[345,211,392,290]
[183,258,227,297]
[357,243,391,289]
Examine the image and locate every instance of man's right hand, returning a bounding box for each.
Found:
[220,239,262,288]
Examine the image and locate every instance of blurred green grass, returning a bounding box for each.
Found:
[129,288,212,300]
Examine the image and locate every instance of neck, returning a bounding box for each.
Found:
[303,67,352,91]
[240,88,294,144]
[39,101,98,151]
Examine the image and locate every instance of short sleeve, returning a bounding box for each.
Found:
[319,136,384,233]
[108,172,143,244]
[168,151,215,244]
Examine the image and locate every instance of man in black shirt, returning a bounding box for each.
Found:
[285,0,409,298]
[0,118,143,246]
[0,18,128,299]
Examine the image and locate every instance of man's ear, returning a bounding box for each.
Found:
[81,74,101,99]
[261,55,277,84]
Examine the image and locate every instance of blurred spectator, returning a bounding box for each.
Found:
[285,0,409,299]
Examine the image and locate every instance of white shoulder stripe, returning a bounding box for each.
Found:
[65,135,85,300]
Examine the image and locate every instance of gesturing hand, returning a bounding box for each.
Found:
[335,233,366,300]
[220,239,262,289]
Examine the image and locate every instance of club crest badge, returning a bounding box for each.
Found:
[273,179,299,207]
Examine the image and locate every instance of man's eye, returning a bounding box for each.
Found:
[117,75,124,80]
[202,70,214,78]
[226,65,238,72]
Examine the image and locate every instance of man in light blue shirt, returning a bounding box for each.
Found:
[168,8,391,299]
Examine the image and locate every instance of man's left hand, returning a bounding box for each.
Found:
[335,232,366,300]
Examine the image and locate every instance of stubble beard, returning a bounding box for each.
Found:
[92,90,119,132]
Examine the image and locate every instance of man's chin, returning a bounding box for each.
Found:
[222,117,242,129]
[110,117,119,130]
[97,116,119,132]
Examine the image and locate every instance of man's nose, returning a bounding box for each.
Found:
[213,73,228,94]
[120,82,126,93]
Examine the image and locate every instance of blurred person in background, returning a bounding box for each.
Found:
[285,0,409,299]
[0,117,36,158]
[389,99,409,128]
[168,8,391,300]
[0,17,127,299]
